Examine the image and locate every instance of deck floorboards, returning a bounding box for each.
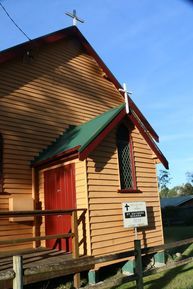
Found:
[0,248,73,272]
[0,248,93,288]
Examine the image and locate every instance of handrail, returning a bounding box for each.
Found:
[0,233,75,246]
[0,209,87,246]
[142,236,193,255]
[0,208,86,287]
[0,209,86,217]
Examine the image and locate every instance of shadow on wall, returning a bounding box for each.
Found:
[0,36,119,165]
[89,131,118,173]
[90,120,135,173]
[0,37,122,196]
[139,206,156,248]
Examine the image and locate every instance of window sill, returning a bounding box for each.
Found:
[117,189,142,194]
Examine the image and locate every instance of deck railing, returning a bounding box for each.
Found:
[0,209,87,288]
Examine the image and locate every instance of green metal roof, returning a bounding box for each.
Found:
[33,103,125,164]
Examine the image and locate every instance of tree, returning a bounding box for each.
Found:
[179,183,193,196]
[159,187,170,198]
[186,172,193,184]
[158,170,172,198]
[158,170,171,190]
[158,171,193,198]
[167,186,181,197]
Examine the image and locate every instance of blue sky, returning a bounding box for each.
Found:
[0,0,193,187]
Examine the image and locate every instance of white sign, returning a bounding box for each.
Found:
[122,201,148,228]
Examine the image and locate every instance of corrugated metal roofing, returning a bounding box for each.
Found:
[161,195,193,208]
[32,103,125,164]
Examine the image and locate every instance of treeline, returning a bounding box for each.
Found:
[159,170,193,198]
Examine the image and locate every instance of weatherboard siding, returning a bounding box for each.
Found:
[75,160,91,256]
[0,34,163,258]
[0,37,122,251]
[0,194,33,251]
[87,127,163,258]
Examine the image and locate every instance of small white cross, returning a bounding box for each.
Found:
[119,83,132,114]
[65,9,84,26]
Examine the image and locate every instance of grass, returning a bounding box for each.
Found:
[116,262,193,289]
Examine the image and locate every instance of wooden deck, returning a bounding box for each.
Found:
[0,248,94,289]
[0,209,90,288]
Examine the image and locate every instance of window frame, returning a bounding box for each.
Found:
[117,124,141,193]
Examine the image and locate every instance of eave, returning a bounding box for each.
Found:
[128,113,169,169]
[32,147,80,170]
[32,104,168,170]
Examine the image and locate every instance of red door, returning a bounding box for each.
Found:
[44,164,76,251]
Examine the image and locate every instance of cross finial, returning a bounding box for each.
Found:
[65,9,84,26]
[119,83,132,114]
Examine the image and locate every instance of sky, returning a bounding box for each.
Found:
[0,0,193,187]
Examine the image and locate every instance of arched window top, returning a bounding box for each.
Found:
[117,125,129,142]
[117,124,136,190]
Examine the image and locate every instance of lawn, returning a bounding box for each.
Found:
[116,262,193,289]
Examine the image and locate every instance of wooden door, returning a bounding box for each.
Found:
[44,163,76,251]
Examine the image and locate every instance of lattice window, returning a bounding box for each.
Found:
[117,125,133,189]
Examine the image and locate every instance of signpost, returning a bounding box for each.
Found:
[122,201,148,230]
[122,201,148,289]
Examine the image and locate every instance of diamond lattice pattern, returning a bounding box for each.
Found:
[118,140,133,189]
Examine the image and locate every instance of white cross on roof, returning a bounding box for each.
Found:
[119,83,132,114]
[65,9,84,26]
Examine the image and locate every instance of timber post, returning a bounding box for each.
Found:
[13,255,23,289]
[32,167,41,248]
[72,210,80,288]
[134,239,143,289]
